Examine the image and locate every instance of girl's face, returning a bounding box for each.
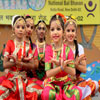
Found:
[36,22,46,40]
[50,20,63,43]
[65,24,76,43]
[14,20,26,39]
[26,19,34,37]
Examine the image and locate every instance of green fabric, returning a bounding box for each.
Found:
[57,50,61,61]
[36,69,45,79]
[49,89,56,100]
[38,52,45,60]
[0,59,4,71]
[63,81,80,100]
[65,46,70,59]
[49,84,60,100]
[53,50,61,69]
[0,45,5,72]
[45,62,51,71]
[36,52,45,79]
[65,47,75,68]
[55,85,60,95]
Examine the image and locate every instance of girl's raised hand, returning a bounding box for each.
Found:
[16,60,23,69]
[22,57,31,62]
[60,57,74,70]
[49,57,60,66]
[75,54,86,65]
[78,54,86,62]
[8,55,16,62]
[64,59,74,67]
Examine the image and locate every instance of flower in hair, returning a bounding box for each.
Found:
[56,13,67,23]
[26,14,30,16]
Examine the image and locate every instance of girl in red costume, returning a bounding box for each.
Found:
[24,15,38,78]
[0,15,42,100]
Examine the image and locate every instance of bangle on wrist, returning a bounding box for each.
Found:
[60,66,64,71]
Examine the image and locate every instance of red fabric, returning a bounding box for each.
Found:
[0,76,7,84]
[0,40,43,100]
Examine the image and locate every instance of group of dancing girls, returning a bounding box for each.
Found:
[0,13,99,100]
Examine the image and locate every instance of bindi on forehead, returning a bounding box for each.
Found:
[67,23,75,27]
[69,28,75,30]
[38,23,46,29]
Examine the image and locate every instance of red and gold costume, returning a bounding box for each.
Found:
[0,40,42,100]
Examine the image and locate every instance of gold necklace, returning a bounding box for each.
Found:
[37,40,45,46]
[52,43,62,52]
[71,45,75,51]
[37,40,45,58]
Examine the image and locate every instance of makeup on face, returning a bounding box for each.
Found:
[14,21,26,39]
[26,24,34,30]
[66,28,76,33]
[26,19,34,36]
[65,23,76,42]
[38,26,46,31]
[36,22,47,42]
[50,20,63,43]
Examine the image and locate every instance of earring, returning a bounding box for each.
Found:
[51,38,54,43]
[11,31,15,37]
[75,36,77,40]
